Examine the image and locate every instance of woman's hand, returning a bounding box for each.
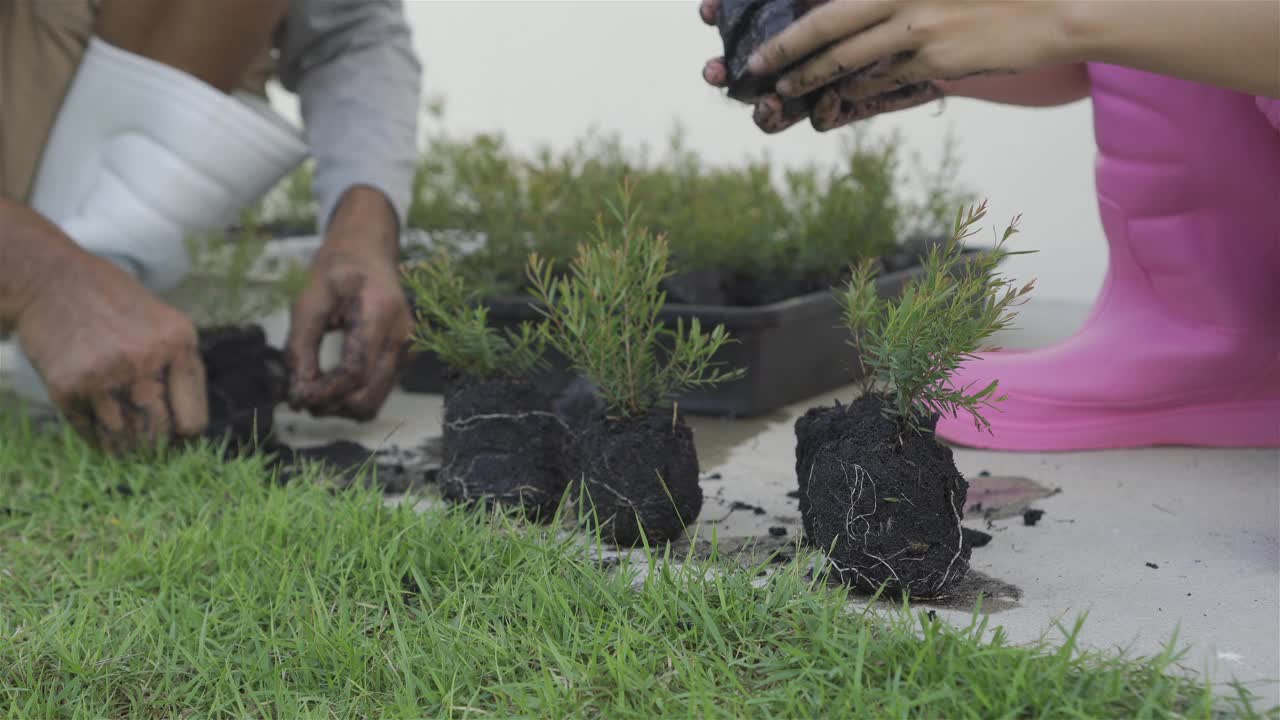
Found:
[700,0,946,132]
[700,0,808,134]
[753,1,1076,115]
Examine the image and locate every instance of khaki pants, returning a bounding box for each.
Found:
[0,0,273,203]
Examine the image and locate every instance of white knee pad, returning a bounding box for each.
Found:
[10,37,309,406]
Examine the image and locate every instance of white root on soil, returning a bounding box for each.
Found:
[813,443,964,598]
[444,410,567,432]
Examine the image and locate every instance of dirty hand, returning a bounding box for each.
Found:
[750,0,1074,130]
[13,234,208,453]
[285,186,411,421]
[700,0,810,134]
[699,0,945,132]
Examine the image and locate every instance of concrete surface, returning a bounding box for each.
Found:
[3,298,1277,705]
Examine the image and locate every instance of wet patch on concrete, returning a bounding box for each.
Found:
[965,474,1060,521]
[912,570,1023,613]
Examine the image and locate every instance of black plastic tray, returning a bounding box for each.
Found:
[398,248,988,418]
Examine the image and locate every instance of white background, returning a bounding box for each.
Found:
[271,1,1109,304]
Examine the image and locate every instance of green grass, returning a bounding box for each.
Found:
[0,418,1272,718]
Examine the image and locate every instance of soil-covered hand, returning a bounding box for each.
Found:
[700,0,943,132]
[700,0,808,134]
[13,244,208,453]
[749,0,1075,130]
[285,187,411,421]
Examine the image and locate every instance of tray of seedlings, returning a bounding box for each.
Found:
[395,127,980,417]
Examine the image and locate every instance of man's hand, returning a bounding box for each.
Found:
[285,186,411,421]
[10,226,208,453]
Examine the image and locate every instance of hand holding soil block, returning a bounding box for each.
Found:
[717,0,824,111]
[528,189,743,546]
[796,202,1035,598]
[405,251,567,519]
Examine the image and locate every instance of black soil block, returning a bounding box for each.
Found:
[795,394,971,598]
[568,412,702,546]
[441,376,568,519]
[717,0,825,113]
[198,325,288,449]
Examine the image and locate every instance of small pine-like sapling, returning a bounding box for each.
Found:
[405,250,566,519]
[796,200,1035,598]
[527,188,743,545]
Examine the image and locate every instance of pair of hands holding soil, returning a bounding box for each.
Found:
[12,187,410,454]
[699,0,1076,132]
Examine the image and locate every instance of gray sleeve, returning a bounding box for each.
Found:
[275,0,422,231]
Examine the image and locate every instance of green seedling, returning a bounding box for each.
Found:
[404,249,545,379]
[179,212,308,328]
[838,200,1035,434]
[526,185,744,418]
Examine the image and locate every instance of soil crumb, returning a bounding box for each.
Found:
[1146,562,1159,569]
[730,500,768,516]
[962,527,993,549]
[1023,508,1045,526]
[768,526,788,537]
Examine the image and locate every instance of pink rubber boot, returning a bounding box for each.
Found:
[936,65,1280,451]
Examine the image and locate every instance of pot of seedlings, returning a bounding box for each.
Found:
[527,191,743,546]
[405,250,567,519]
[172,220,307,450]
[796,201,1034,598]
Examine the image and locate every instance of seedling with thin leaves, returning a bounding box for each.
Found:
[798,200,1035,597]
[526,188,744,418]
[179,213,308,328]
[527,186,741,544]
[404,249,545,379]
[837,200,1035,434]
[405,249,563,520]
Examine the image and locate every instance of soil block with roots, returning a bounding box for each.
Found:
[568,412,702,546]
[440,375,568,519]
[795,394,971,598]
[716,0,824,112]
[198,325,288,450]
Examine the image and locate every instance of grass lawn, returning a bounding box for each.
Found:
[0,417,1273,718]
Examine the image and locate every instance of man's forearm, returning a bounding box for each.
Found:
[0,200,76,332]
[939,64,1091,108]
[1062,0,1280,98]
